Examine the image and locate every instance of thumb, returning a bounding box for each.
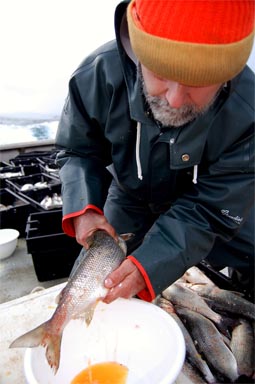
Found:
[104,259,134,288]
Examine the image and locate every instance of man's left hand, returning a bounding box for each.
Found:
[103,259,146,303]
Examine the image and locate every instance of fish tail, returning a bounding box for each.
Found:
[45,332,62,374]
[10,320,62,373]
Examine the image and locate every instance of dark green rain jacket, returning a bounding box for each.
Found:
[56,1,254,299]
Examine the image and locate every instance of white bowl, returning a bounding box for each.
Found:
[24,298,185,384]
[0,228,20,260]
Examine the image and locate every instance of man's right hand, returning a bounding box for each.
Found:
[73,209,118,249]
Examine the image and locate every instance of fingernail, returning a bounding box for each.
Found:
[105,278,113,287]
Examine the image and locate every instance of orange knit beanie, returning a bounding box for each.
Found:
[127,0,255,86]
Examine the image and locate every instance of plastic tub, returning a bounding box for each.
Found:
[24,298,185,384]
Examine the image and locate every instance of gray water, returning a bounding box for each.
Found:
[0,116,59,145]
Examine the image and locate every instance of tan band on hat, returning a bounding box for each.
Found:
[127,4,254,86]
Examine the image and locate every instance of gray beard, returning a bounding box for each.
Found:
[139,67,220,127]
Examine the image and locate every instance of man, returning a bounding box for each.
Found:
[56,0,255,303]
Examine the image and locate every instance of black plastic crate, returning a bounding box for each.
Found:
[39,162,60,179]
[6,172,59,192]
[9,157,40,166]
[6,173,62,211]
[0,165,24,188]
[17,184,62,211]
[26,210,82,281]
[9,150,59,166]
[22,164,41,176]
[0,188,35,236]
[0,161,11,168]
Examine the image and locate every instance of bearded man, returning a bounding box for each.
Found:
[56,0,255,302]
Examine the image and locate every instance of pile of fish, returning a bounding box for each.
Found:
[20,181,50,191]
[0,171,23,179]
[40,193,63,209]
[156,266,255,384]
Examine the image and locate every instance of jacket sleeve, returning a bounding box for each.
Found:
[55,63,113,235]
[131,126,254,297]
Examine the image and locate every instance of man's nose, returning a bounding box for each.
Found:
[165,82,188,109]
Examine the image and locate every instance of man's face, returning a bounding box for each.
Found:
[140,64,223,127]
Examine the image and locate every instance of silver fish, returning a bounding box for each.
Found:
[176,361,207,384]
[20,183,34,191]
[183,266,215,287]
[188,283,255,321]
[34,181,48,189]
[162,282,226,332]
[230,318,254,377]
[176,306,239,382]
[156,297,216,384]
[10,230,131,373]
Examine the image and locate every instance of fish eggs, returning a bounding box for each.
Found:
[71,361,129,384]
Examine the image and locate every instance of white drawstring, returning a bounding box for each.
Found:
[135,122,143,180]
[192,164,198,184]
[136,122,197,184]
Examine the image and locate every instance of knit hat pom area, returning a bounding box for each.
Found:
[127,0,255,86]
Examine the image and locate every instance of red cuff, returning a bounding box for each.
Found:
[62,205,103,237]
[127,255,156,302]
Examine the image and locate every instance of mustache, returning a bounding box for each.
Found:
[145,94,204,127]
[138,64,221,127]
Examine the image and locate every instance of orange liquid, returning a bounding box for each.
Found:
[71,361,129,384]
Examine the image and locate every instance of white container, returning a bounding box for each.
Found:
[24,298,185,384]
[0,228,19,260]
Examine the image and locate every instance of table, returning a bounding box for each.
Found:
[0,283,65,384]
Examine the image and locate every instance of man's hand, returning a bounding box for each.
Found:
[103,259,146,303]
[73,209,118,249]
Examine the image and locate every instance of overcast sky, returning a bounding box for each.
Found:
[0,0,120,117]
[0,0,254,118]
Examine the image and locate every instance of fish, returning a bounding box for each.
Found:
[230,318,254,377]
[188,283,255,321]
[162,282,228,334]
[34,181,48,189]
[20,183,34,191]
[40,194,63,209]
[175,361,207,384]
[176,306,239,383]
[10,230,132,373]
[183,266,216,287]
[156,297,216,384]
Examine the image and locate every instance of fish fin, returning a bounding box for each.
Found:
[75,301,99,326]
[55,292,62,304]
[69,248,87,279]
[84,300,102,326]
[10,322,47,348]
[119,233,135,241]
[84,310,94,326]
[227,290,245,297]
[10,320,62,374]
